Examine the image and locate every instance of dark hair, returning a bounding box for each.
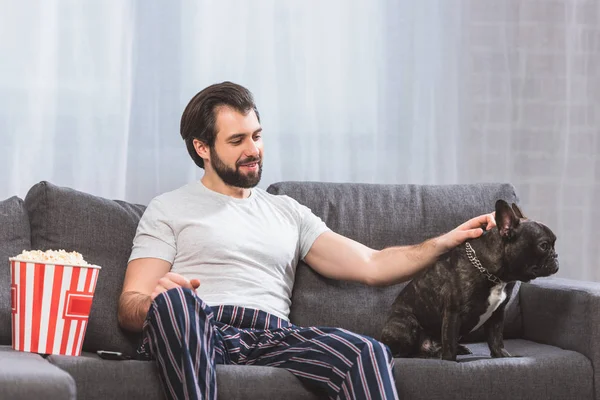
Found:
[180,81,260,169]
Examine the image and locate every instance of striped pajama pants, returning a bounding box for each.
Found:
[137,287,398,400]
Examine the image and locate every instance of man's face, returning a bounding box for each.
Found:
[209,106,263,188]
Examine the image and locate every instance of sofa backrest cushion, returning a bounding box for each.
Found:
[0,196,31,345]
[24,182,146,356]
[266,181,523,342]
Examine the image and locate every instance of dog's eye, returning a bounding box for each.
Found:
[540,242,549,251]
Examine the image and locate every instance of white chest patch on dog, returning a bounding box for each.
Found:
[470,283,507,332]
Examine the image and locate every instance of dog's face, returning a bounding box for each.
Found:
[495,200,559,282]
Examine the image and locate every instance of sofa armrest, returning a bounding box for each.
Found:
[520,277,600,399]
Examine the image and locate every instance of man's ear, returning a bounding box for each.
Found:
[193,138,210,161]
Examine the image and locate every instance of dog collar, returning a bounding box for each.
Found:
[464,242,503,285]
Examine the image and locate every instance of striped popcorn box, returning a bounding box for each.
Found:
[9,258,101,356]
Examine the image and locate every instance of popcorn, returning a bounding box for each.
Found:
[11,249,92,267]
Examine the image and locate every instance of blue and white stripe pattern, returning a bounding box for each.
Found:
[138,287,398,400]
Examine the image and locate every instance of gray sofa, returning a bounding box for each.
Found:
[1,180,599,399]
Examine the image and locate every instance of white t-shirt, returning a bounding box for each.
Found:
[128,180,330,320]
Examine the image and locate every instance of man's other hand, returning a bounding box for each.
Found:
[151,272,201,300]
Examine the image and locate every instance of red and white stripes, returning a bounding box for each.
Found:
[10,260,100,356]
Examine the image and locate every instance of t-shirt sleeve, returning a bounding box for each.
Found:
[128,198,176,264]
[296,202,331,260]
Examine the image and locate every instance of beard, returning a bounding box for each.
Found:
[209,146,262,188]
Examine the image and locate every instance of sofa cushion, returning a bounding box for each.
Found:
[24,181,146,356]
[48,352,163,400]
[266,182,522,342]
[0,345,76,399]
[48,352,319,400]
[46,340,591,400]
[395,339,593,399]
[0,196,31,345]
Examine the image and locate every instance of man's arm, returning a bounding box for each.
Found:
[118,258,201,332]
[303,213,496,286]
[118,258,171,332]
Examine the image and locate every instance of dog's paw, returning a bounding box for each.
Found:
[490,348,512,358]
[456,344,473,355]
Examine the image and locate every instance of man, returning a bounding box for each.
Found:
[118,81,495,400]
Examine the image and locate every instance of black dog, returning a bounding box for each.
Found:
[380,200,559,361]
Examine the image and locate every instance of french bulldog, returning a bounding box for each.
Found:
[380,199,559,361]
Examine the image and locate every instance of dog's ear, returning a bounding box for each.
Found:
[495,199,520,239]
[511,203,526,219]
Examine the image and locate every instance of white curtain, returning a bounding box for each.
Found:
[1,1,598,282]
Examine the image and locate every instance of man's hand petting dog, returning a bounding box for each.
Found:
[435,212,497,253]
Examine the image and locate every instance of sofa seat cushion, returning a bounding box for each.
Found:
[0,345,76,399]
[48,340,591,400]
[48,352,163,400]
[48,352,319,400]
[0,196,31,345]
[394,339,593,400]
